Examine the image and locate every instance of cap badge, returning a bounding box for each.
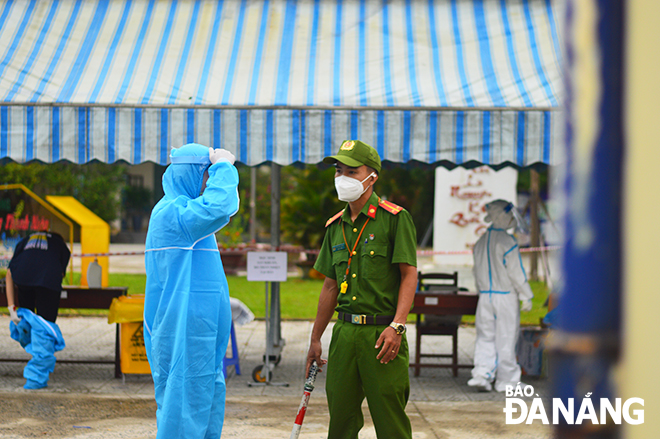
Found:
[340,140,355,151]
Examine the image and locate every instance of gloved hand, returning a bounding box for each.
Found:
[521,299,533,312]
[209,147,235,165]
[8,304,21,325]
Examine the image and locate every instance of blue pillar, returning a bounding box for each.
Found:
[553,0,624,436]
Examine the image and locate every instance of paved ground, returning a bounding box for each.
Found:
[0,244,552,438]
[0,317,551,438]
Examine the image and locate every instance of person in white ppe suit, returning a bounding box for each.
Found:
[468,199,533,392]
[144,143,239,439]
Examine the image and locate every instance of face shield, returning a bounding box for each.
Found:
[484,200,528,233]
[510,204,530,235]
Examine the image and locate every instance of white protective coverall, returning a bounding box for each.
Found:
[470,200,533,392]
[144,143,239,438]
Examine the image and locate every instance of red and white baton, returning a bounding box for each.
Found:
[290,361,320,439]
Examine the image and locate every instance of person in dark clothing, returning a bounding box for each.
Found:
[6,231,71,324]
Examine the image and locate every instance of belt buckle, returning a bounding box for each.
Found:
[352,314,366,324]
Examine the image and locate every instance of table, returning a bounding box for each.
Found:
[411,289,479,315]
[409,289,479,376]
[0,284,128,378]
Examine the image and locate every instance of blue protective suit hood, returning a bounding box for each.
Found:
[144,143,239,439]
[165,143,211,198]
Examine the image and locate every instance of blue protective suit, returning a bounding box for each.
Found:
[9,308,65,389]
[143,144,239,439]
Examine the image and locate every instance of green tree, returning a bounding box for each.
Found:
[0,161,127,222]
[235,164,272,242]
[123,185,154,215]
[235,163,435,248]
[375,165,435,244]
[517,167,549,197]
[280,165,343,250]
[279,164,435,248]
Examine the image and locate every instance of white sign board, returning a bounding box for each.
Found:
[434,166,518,266]
[247,252,288,282]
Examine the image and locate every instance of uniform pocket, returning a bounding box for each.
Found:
[362,243,389,279]
[331,250,349,282]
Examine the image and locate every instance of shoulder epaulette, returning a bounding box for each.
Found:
[378,199,403,215]
[325,210,344,227]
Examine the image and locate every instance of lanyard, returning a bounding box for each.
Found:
[339,218,370,293]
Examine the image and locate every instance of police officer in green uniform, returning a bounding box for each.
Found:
[306,140,418,439]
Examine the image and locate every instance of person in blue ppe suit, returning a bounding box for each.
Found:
[9,308,66,389]
[468,199,534,393]
[144,143,239,439]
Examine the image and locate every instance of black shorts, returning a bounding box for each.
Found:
[16,285,61,323]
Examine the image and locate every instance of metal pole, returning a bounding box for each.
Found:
[248,163,288,386]
[264,281,271,383]
[250,167,257,243]
[271,164,280,247]
[270,163,284,362]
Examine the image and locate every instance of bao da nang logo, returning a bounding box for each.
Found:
[503,384,644,425]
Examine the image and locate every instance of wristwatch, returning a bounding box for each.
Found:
[389,322,406,335]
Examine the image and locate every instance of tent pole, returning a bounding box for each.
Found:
[269,163,284,362]
[250,167,257,243]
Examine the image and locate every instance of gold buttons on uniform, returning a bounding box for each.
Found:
[352,251,357,255]
[353,228,358,233]
[352,273,356,278]
[370,250,374,255]
[352,296,357,301]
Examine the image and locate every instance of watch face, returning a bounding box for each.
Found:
[390,322,406,334]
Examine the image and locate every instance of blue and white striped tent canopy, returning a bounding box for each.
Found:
[0,0,562,167]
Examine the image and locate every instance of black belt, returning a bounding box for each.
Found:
[337,312,394,325]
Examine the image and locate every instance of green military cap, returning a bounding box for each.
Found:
[323,140,382,174]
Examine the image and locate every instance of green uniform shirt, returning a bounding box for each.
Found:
[314,192,417,316]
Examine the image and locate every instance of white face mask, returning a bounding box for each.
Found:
[334,172,375,202]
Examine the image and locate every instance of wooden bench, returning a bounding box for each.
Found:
[0,284,128,378]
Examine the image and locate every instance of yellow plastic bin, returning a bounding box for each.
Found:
[108,295,151,375]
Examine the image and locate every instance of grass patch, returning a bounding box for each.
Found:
[23,274,550,324]
[225,276,324,320]
[58,272,147,317]
[58,273,324,319]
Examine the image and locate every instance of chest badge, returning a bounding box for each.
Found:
[369,234,374,241]
[332,243,347,252]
